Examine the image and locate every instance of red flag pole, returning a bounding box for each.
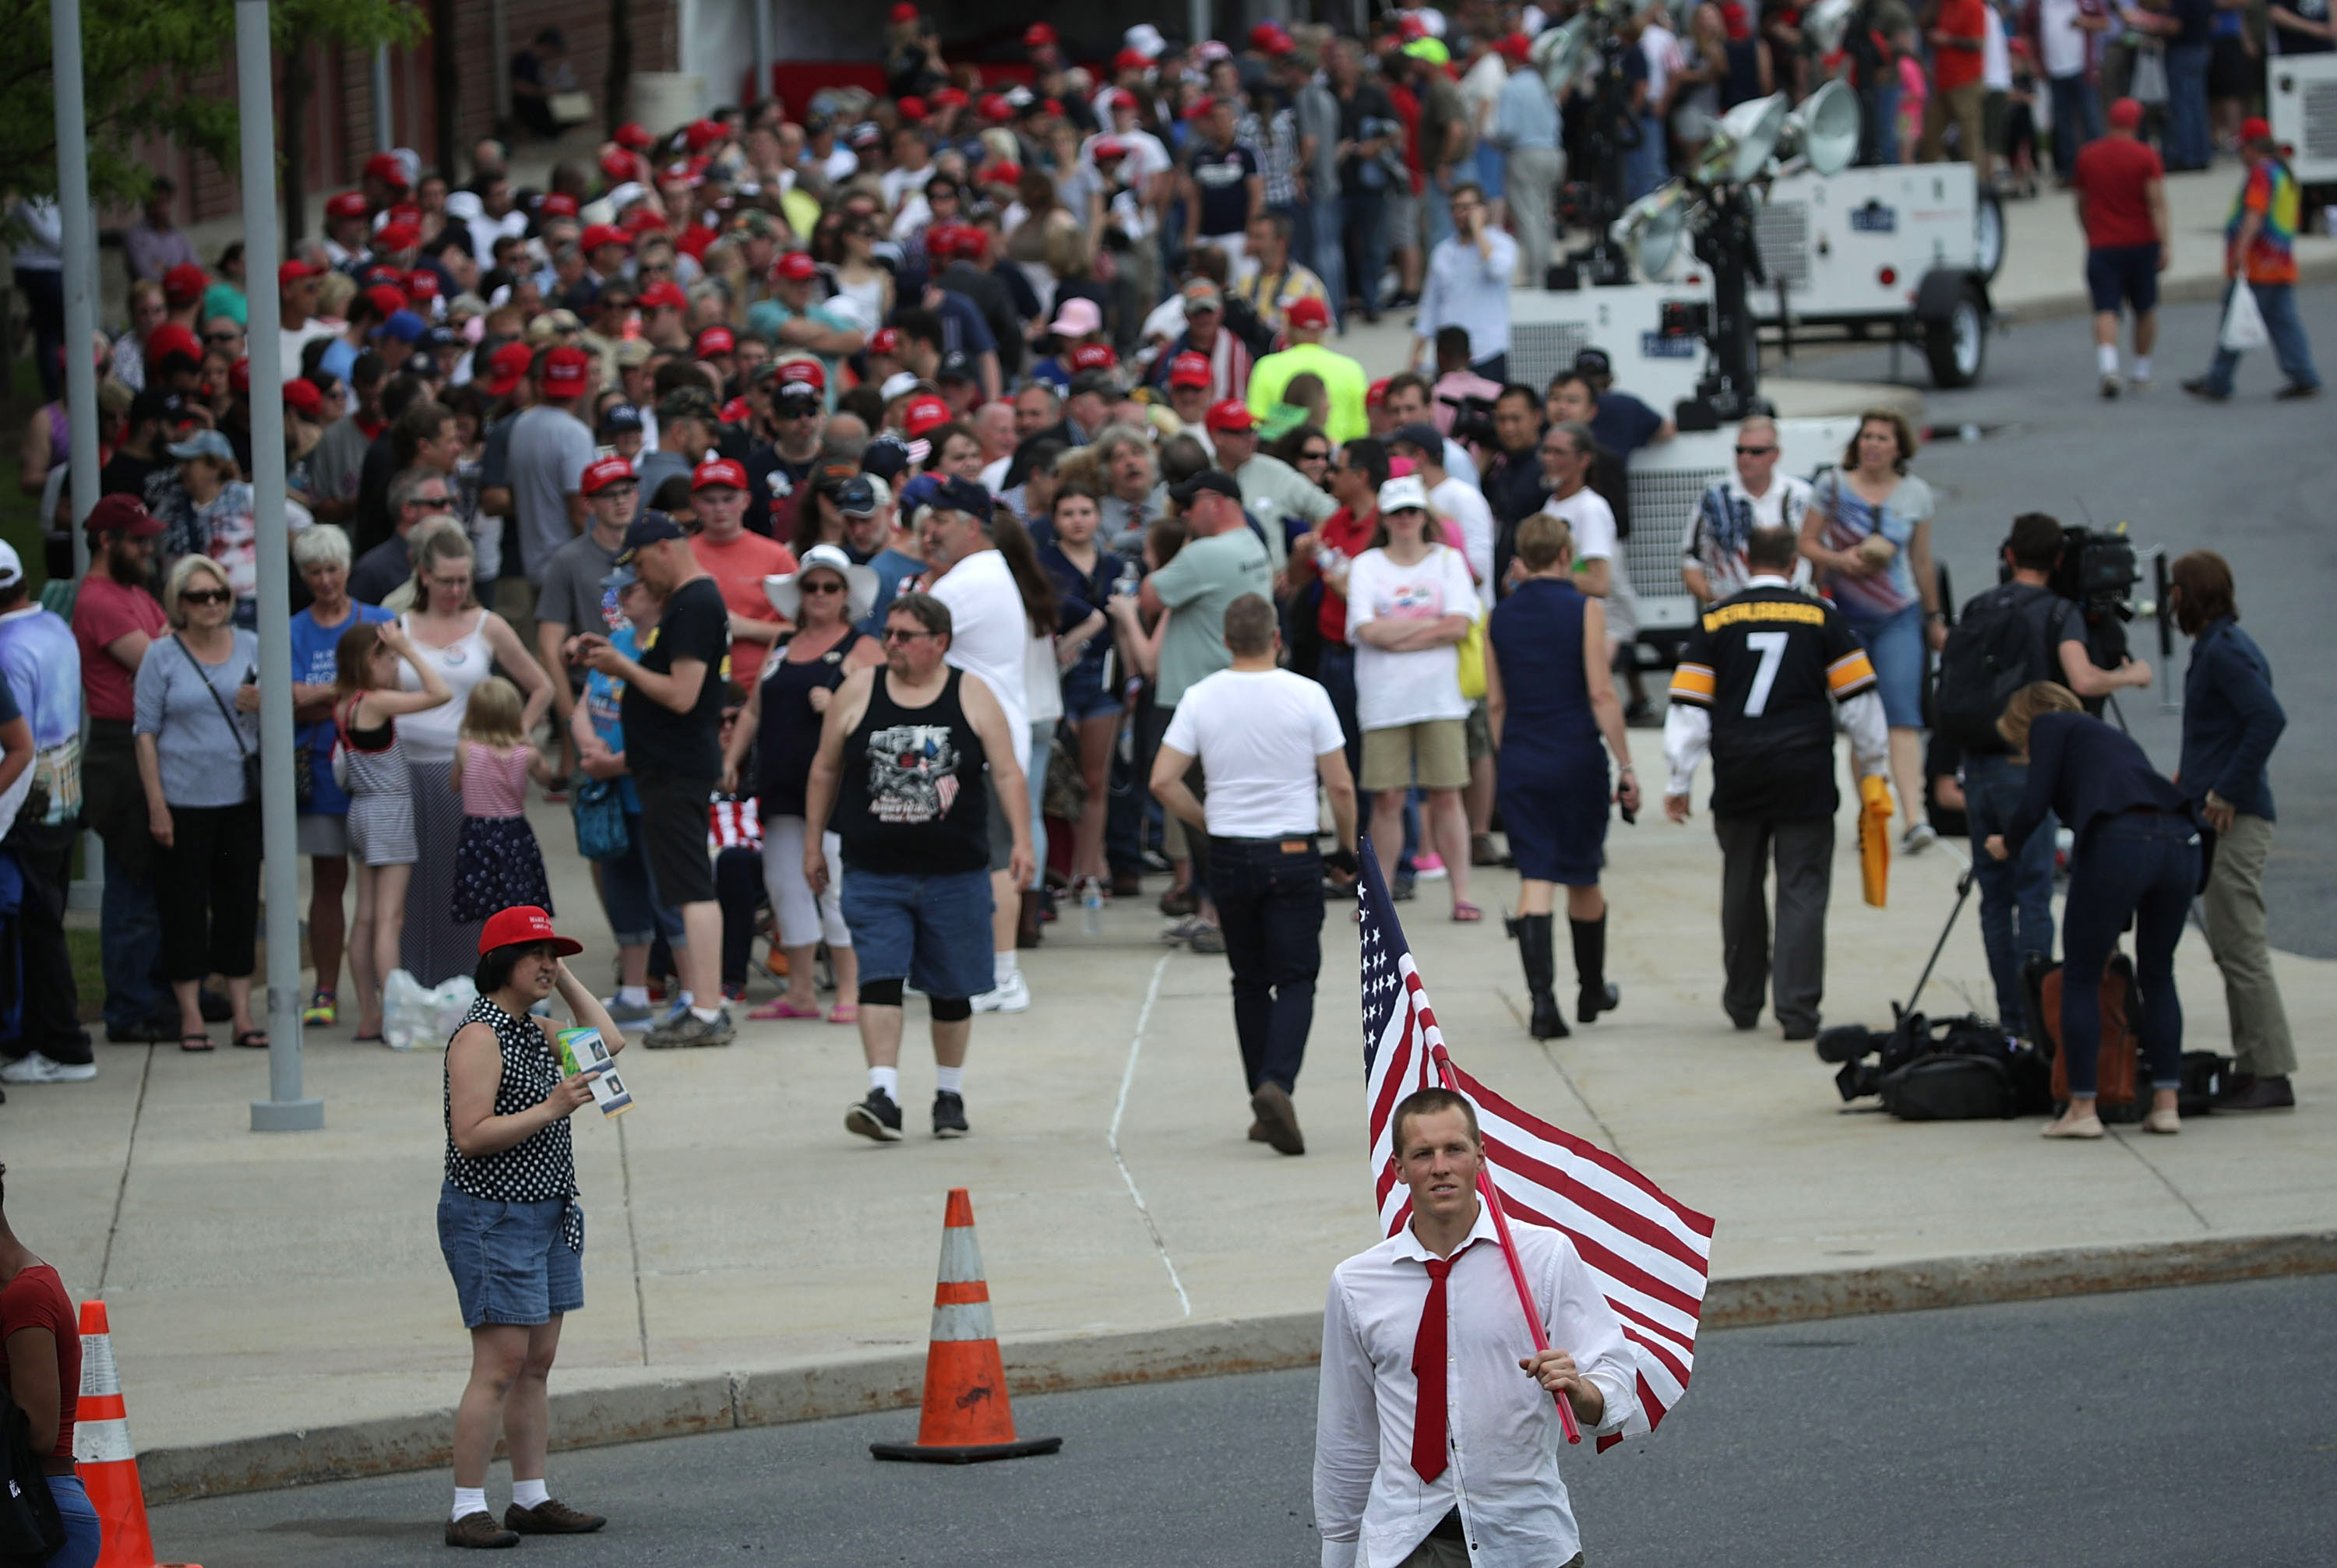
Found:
[1429,1041,1582,1445]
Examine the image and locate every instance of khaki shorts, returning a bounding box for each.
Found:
[1362,719,1469,792]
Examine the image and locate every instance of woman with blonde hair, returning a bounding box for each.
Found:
[1486,512,1638,1037]
[132,555,265,1052]
[1799,407,1941,854]
[395,520,555,983]
[1986,682,2200,1139]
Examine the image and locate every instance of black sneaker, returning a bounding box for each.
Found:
[847,1088,904,1141]
[2181,377,2229,402]
[2276,382,2322,400]
[1391,874,1417,903]
[932,1091,968,1138]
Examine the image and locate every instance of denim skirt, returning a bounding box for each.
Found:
[438,1184,583,1328]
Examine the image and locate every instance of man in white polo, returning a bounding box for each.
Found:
[1315,1087,1636,1567]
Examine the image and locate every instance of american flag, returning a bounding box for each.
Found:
[1359,839,1716,1451]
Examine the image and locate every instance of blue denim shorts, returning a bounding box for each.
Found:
[438,1184,583,1329]
[840,865,995,1000]
[1844,604,1926,728]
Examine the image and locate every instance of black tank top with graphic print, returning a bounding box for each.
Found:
[835,668,990,877]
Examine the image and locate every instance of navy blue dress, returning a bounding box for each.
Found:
[1490,577,1609,886]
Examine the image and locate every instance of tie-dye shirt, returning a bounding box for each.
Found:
[2229,159,2300,285]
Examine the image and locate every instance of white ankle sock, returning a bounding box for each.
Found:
[453,1486,487,1523]
[675,991,695,1009]
[616,985,647,1007]
[869,1065,900,1098]
[690,1005,722,1024]
[2133,354,2152,382]
[511,1478,550,1510]
[2097,343,2120,375]
[993,952,1018,985]
[935,1065,964,1094]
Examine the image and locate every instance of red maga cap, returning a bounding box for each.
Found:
[903,395,953,438]
[582,453,638,495]
[1168,351,1212,388]
[695,325,737,358]
[692,456,749,491]
[326,191,369,221]
[478,905,583,957]
[1204,398,1257,433]
[541,345,591,397]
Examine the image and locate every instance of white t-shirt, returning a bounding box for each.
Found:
[1430,475,1496,588]
[2038,0,2090,78]
[931,548,1031,768]
[881,163,936,214]
[1542,484,1618,565]
[1164,668,1346,838]
[1640,25,1681,106]
[1982,5,2014,92]
[1346,544,1480,732]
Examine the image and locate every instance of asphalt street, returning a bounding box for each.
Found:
[149,1274,2337,1566]
[1791,279,2337,955]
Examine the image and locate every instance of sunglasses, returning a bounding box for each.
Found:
[801,579,845,594]
[414,494,455,509]
[204,332,241,345]
[882,627,935,643]
[180,587,231,607]
[1300,448,1331,462]
[1734,445,1777,456]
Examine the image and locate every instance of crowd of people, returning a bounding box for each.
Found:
[0,10,2316,1554]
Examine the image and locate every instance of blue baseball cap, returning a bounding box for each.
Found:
[374,309,426,344]
[614,509,689,563]
[927,476,993,519]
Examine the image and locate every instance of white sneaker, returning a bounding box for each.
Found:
[971,971,1031,1013]
[1901,822,1939,856]
[1,1052,97,1084]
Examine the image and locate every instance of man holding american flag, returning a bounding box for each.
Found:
[1314,842,1715,1565]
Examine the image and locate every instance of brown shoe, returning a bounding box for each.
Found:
[505,1498,607,1535]
[446,1511,520,1549]
[1250,1083,1305,1155]
[2220,1074,2296,1111]
[1247,1119,1270,1143]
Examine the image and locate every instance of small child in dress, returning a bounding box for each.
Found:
[333,619,450,1041]
[448,676,555,924]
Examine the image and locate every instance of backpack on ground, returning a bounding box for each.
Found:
[2029,953,2146,1123]
[1875,1013,2055,1121]
[1935,584,2064,752]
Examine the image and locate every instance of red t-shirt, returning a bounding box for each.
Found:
[2072,136,2165,250]
[1315,506,1380,645]
[689,528,798,687]
[72,574,169,724]
[0,1263,81,1461]
[1933,0,1986,91]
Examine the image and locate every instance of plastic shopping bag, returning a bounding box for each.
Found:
[382,969,479,1050]
[2220,283,2269,353]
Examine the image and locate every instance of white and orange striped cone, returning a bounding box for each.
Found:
[74,1298,199,1568]
[869,1189,1063,1465]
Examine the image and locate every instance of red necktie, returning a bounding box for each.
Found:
[1411,1242,1476,1482]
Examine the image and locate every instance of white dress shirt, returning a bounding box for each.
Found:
[1314,1208,1637,1568]
[1415,229,1522,362]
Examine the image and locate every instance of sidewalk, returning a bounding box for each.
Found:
[8,782,2332,1502]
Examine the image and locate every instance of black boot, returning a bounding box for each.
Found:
[1506,914,1567,1038]
[1572,914,1620,1024]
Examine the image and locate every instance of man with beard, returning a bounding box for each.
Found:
[745,359,828,540]
[72,497,174,1044]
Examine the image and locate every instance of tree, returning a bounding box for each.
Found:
[1,0,425,210]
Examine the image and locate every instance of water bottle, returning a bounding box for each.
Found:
[1082,878,1104,936]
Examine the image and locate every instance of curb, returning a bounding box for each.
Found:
[140,1230,2337,1506]
[1997,254,2337,326]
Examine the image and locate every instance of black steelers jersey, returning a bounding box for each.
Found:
[1668,586,1877,819]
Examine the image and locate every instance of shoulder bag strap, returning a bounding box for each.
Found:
[174,634,251,759]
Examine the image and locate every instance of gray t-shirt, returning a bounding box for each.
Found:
[505,403,595,583]
[1149,525,1274,706]
[132,629,262,808]
[308,415,369,507]
[536,530,621,689]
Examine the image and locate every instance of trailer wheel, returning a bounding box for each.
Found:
[1924,282,1988,388]
[1973,192,2006,281]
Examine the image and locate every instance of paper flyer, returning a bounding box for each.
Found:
[556,1026,634,1119]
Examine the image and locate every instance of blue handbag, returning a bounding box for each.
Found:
[572,777,629,862]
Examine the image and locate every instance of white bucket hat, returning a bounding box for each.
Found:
[764,542,879,629]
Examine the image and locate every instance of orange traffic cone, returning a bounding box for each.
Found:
[869,1189,1063,1465]
[74,1298,199,1568]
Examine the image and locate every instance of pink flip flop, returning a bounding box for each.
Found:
[748,998,824,1020]
[827,1002,859,1025]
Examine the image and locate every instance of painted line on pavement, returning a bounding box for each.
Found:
[96,1043,155,1295]
[1108,953,1190,1317]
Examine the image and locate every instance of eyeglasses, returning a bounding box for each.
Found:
[426,573,471,590]
[1734,446,1776,456]
[882,627,935,643]
[180,588,231,607]
[801,579,845,594]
